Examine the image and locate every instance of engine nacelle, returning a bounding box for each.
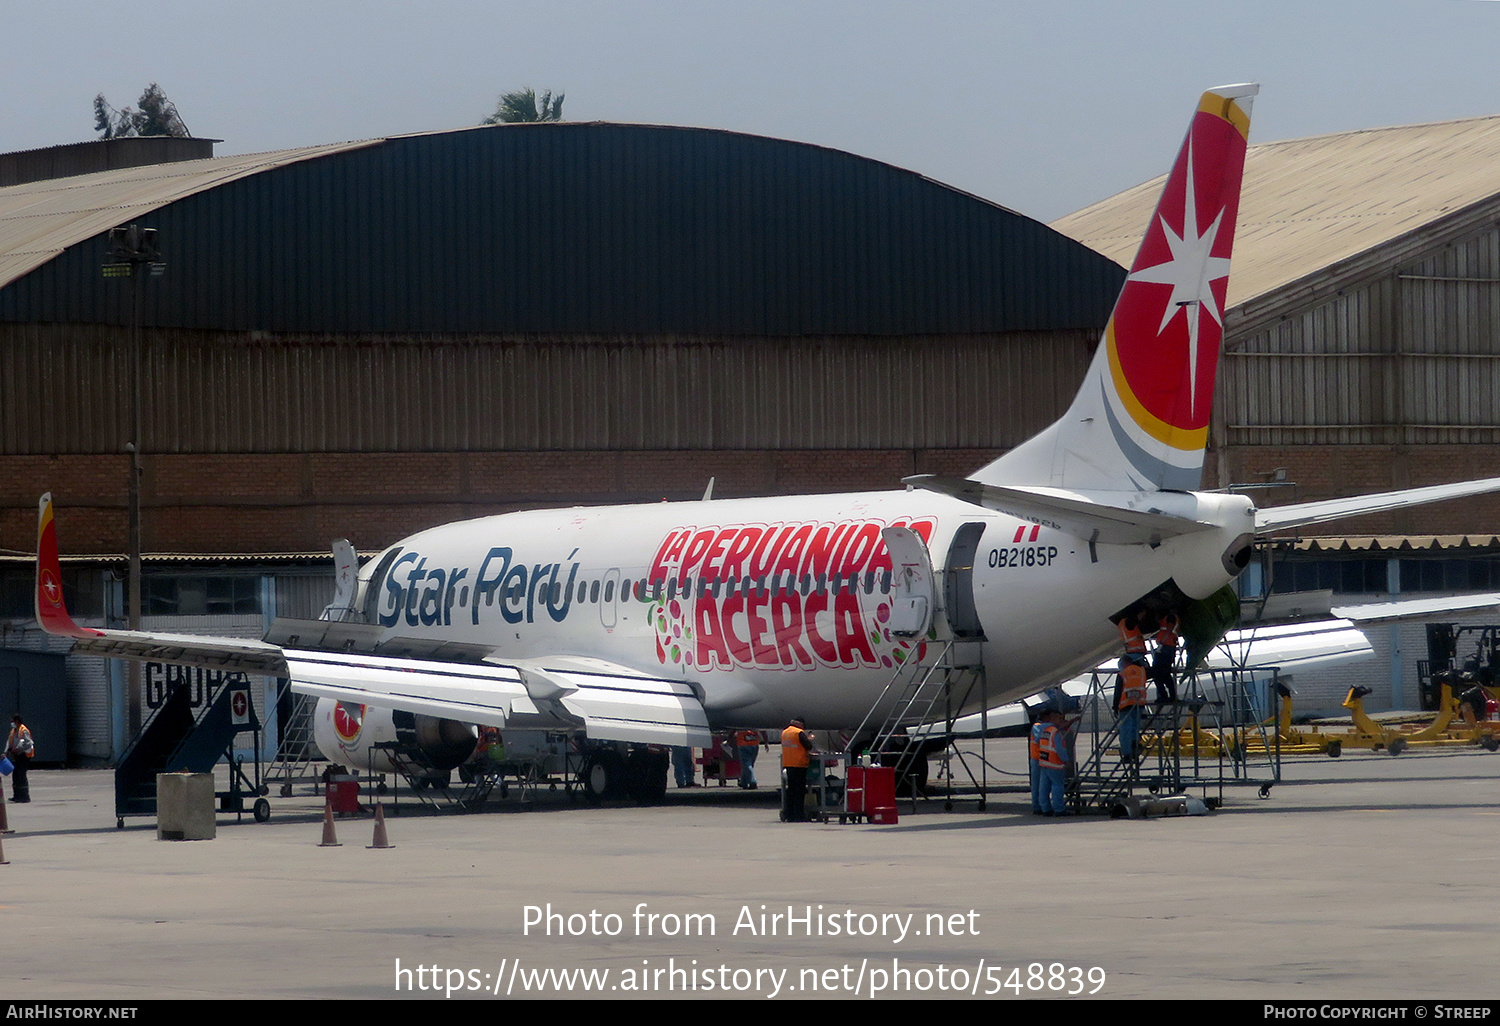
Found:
[311,697,478,774]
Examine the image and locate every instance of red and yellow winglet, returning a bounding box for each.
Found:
[35,493,103,638]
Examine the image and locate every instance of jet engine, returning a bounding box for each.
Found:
[311,697,478,776]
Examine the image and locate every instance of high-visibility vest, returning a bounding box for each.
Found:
[1119,619,1147,654]
[735,729,761,748]
[1037,724,1065,768]
[1119,661,1148,707]
[1028,721,1045,763]
[781,726,810,768]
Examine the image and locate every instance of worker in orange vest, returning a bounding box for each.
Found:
[1114,652,1149,765]
[1036,708,1070,816]
[735,728,765,790]
[780,718,817,822]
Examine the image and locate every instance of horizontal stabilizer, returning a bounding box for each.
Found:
[904,475,1218,545]
[1255,477,1500,535]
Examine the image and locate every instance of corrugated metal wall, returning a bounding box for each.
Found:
[1223,222,1500,446]
[0,324,1096,454]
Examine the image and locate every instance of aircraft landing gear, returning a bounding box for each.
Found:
[579,749,626,805]
[624,749,669,804]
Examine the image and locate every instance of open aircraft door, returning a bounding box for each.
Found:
[943,522,988,640]
[882,526,935,639]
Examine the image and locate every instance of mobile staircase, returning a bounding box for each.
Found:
[113,674,269,828]
[845,637,990,812]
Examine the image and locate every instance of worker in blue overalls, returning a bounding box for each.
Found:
[1036,707,1070,817]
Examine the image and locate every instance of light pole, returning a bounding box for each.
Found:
[103,224,162,737]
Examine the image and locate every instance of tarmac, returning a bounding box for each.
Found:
[2,738,1499,1001]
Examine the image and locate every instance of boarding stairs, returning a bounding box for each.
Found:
[113,674,267,826]
[846,638,988,808]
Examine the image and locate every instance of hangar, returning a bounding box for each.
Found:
[0,122,1122,759]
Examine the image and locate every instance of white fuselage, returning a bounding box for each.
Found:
[344,488,1254,730]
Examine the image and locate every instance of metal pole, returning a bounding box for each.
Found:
[127,262,143,737]
[105,223,159,739]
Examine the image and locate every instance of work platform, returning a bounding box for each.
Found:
[1069,665,1283,815]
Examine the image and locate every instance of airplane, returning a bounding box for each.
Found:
[32,83,1500,803]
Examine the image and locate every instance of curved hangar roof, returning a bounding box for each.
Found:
[0,123,1122,336]
[1051,113,1500,315]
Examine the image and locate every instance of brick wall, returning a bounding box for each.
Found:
[1220,445,1500,536]
[10,443,1497,556]
[0,447,1007,555]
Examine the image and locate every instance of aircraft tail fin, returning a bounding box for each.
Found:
[975,84,1257,494]
[35,493,102,639]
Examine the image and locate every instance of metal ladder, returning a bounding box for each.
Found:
[846,638,986,802]
[266,685,322,797]
[1070,672,1187,812]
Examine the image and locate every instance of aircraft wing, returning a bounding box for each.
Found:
[1331,593,1500,623]
[903,475,1218,545]
[283,649,536,729]
[1254,477,1500,535]
[1207,619,1373,672]
[509,656,713,747]
[925,615,1375,739]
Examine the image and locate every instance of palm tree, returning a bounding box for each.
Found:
[483,87,564,125]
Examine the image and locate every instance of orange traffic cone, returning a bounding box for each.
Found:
[367,803,393,849]
[318,800,341,847]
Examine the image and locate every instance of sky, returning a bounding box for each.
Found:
[6,0,1500,222]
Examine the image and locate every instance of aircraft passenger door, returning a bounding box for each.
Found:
[943,522,987,640]
[599,568,621,632]
[881,527,934,639]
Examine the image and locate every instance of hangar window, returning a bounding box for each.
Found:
[1400,558,1500,593]
[144,575,259,616]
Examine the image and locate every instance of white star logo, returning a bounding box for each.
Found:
[1125,139,1232,415]
[42,573,59,602]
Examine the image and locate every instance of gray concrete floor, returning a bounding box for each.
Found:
[2,738,1499,1000]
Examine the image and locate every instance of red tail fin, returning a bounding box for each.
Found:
[35,494,102,638]
[976,83,1257,492]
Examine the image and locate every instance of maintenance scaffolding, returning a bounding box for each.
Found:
[1069,663,1284,815]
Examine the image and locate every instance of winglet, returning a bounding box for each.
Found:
[35,494,102,638]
